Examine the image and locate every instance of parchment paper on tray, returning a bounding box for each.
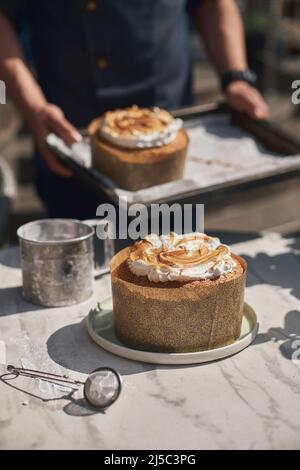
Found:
[47,113,300,205]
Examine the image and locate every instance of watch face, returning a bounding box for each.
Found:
[222,69,257,91]
[245,69,257,83]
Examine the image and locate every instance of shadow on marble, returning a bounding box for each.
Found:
[47,319,155,376]
[207,230,260,247]
[241,251,300,300]
[252,310,300,360]
[0,246,20,269]
[63,398,105,417]
[0,286,43,316]
[0,371,102,417]
[285,235,300,255]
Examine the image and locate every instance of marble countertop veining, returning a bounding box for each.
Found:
[0,231,300,450]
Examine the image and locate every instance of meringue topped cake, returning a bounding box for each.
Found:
[111,232,247,353]
[88,106,189,191]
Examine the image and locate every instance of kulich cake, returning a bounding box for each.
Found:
[88,106,189,190]
[111,233,247,353]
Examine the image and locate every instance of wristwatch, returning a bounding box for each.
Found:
[221,69,257,92]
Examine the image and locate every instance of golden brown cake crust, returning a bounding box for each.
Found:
[88,116,189,190]
[111,247,247,353]
[89,117,189,164]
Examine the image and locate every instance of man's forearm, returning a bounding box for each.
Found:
[195,0,247,75]
[0,12,47,126]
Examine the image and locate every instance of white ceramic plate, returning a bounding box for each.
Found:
[86,298,259,365]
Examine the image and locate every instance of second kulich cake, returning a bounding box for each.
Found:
[88,106,189,190]
[111,232,247,353]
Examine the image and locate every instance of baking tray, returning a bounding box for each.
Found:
[47,102,300,207]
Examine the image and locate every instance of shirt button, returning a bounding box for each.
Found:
[86,1,97,12]
[97,58,109,70]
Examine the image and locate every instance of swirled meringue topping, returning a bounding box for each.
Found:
[128,232,237,282]
[100,106,183,149]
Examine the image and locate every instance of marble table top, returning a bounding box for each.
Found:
[0,231,300,450]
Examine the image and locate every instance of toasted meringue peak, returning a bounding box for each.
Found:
[99,106,182,149]
[127,232,237,282]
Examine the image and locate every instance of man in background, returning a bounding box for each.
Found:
[0,0,269,218]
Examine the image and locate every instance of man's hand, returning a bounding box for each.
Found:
[30,104,82,177]
[226,81,269,120]
[195,0,270,121]
[0,13,82,177]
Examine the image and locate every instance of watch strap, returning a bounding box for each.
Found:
[221,69,257,92]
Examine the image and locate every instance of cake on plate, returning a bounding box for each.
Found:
[110,232,247,353]
[88,106,189,191]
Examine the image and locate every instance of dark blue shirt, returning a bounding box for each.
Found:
[0,0,203,128]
